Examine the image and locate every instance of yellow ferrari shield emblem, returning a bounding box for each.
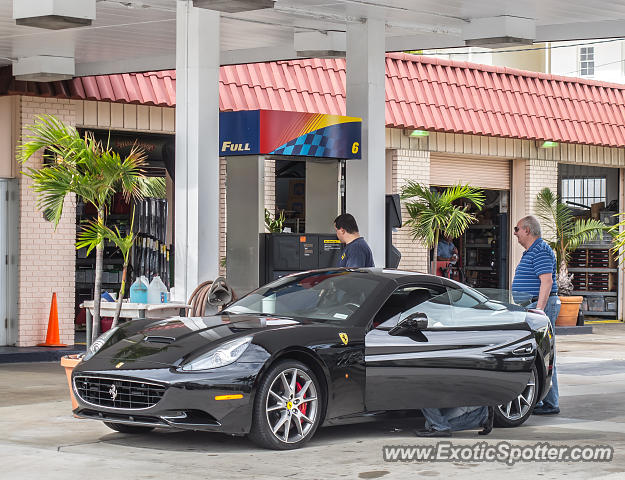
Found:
[115,362,124,369]
[339,333,348,345]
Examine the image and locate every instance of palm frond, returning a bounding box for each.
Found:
[400,182,484,248]
[136,176,166,199]
[566,219,607,252]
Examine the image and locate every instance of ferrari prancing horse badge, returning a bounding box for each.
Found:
[339,332,349,345]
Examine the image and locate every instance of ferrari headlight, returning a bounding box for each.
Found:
[180,336,253,371]
[83,327,119,361]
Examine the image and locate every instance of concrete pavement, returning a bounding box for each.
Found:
[2,325,625,479]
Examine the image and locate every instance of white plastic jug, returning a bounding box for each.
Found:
[147,275,168,304]
[129,277,148,303]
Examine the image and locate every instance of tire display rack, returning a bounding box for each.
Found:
[569,244,618,318]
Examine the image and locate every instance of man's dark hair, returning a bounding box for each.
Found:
[334,213,359,234]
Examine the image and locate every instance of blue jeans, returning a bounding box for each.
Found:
[528,295,561,409]
[421,407,488,432]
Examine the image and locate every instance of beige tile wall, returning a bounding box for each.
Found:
[390,149,430,273]
[18,97,77,346]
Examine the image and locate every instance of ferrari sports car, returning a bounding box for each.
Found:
[72,268,554,450]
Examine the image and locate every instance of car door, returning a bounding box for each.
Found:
[365,280,535,411]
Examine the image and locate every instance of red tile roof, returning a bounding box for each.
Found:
[3,52,625,148]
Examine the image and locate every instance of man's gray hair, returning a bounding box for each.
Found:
[519,215,542,237]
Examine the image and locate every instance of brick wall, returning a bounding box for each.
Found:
[526,158,559,237]
[390,149,430,273]
[18,97,76,346]
[264,158,276,225]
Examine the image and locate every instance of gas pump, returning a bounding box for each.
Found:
[221,110,362,296]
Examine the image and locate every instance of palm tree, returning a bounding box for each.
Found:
[400,182,485,274]
[535,187,607,294]
[19,115,148,343]
[77,210,135,329]
[75,177,165,328]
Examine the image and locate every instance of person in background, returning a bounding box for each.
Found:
[334,213,375,268]
[512,215,561,415]
[416,406,494,437]
[437,235,458,260]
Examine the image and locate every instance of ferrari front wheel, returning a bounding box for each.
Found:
[249,360,322,450]
[494,364,538,428]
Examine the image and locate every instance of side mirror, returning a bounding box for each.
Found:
[389,312,429,336]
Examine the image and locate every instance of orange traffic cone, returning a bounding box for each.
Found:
[38,293,67,347]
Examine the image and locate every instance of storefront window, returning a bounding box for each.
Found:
[561,177,606,207]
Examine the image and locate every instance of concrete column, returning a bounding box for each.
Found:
[174,1,220,301]
[226,155,265,296]
[346,18,386,266]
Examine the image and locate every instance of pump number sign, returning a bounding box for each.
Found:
[219,110,362,160]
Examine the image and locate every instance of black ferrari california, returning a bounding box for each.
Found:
[72,268,554,449]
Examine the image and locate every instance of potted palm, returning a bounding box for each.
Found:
[19,115,150,344]
[535,187,607,325]
[400,182,485,274]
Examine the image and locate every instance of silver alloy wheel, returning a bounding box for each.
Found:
[265,367,318,444]
[497,369,536,421]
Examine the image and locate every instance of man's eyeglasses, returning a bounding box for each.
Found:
[514,226,521,233]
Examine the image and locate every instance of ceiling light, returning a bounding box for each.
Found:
[539,141,559,148]
[13,0,96,30]
[193,0,275,13]
[409,129,429,137]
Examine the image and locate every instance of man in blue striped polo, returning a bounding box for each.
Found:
[512,215,561,415]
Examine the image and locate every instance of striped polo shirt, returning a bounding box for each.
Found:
[511,238,558,296]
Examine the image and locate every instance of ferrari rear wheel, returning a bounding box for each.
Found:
[103,422,155,434]
[494,365,538,428]
[249,360,322,450]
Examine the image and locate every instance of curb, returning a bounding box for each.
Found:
[0,346,85,363]
[555,325,593,335]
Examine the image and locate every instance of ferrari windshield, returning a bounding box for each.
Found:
[223,270,383,322]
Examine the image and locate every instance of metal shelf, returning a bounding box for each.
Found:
[571,291,618,296]
[77,258,124,265]
[77,213,130,220]
[569,267,617,273]
[582,311,617,317]
[467,224,495,229]
[465,244,492,248]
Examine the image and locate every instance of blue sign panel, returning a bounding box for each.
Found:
[219,110,260,155]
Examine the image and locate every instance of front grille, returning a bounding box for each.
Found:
[74,376,166,410]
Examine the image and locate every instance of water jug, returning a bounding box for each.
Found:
[148,275,168,304]
[129,277,148,303]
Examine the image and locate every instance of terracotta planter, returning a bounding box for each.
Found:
[556,296,583,326]
[60,354,82,410]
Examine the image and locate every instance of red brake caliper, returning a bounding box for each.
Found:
[296,381,307,415]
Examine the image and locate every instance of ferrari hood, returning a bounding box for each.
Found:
[92,314,304,367]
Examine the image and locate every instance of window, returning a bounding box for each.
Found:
[561,177,606,208]
[224,270,382,323]
[373,284,447,328]
[375,283,527,330]
[579,46,595,76]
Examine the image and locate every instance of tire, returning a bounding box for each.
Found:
[103,422,155,434]
[248,360,322,450]
[494,365,539,428]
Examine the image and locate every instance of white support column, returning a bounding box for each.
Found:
[346,18,386,266]
[174,1,220,301]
